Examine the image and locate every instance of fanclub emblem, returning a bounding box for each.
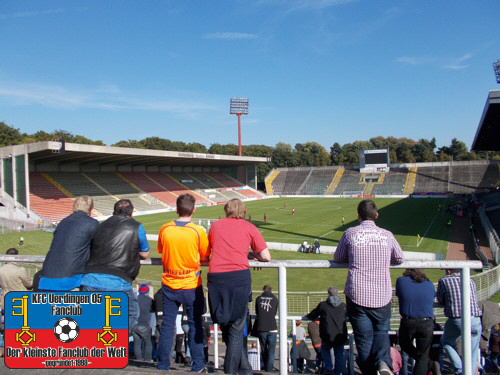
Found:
[54,317,80,343]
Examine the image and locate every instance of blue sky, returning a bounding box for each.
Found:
[0,1,499,150]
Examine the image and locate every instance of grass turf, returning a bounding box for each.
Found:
[0,197,456,291]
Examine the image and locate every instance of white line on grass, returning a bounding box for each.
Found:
[417,209,440,247]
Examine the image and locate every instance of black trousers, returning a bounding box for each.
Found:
[399,317,434,375]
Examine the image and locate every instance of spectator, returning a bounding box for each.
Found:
[334,199,404,375]
[247,342,260,371]
[306,286,347,375]
[156,194,209,373]
[313,239,320,254]
[395,269,435,375]
[437,269,482,375]
[153,288,164,361]
[207,198,271,375]
[254,284,278,372]
[81,199,150,330]
[38,195,98,291]
[489,324,500,370]
[203,319,211,365]
[292,320,309,373]
[132,284,154,362]
[0,248,33,307]
[307,319,323,373]
[389,336,403,375]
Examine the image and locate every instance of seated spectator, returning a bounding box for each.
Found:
[489,324,500,370]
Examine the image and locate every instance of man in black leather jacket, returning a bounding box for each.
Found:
[81,199,150,329]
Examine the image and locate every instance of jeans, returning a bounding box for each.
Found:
[441,316,482,375]
[399,317,434,375]
[221,313,252,375]
[132,324,153,361]
[321,342,345,375]
[157,285,205,372]
[257,331,277,372]
[81,286,139,330]
[347,299,392,375]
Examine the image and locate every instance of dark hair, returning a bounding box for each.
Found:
[357,199,378,221]
[113,199,134,216]
[403,269,429,283]
[263,285,272,292]
[176,194,196,217]
[6,248,18,255]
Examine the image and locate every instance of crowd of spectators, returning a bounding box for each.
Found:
[0,197,497,375]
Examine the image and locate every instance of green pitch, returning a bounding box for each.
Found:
[0,197,453,291]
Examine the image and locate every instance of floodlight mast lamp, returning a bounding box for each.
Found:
[230,98,249,156]
[494,59,500,84]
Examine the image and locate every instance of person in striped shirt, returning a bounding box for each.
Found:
[334,199,404,375]
[437,269,482,375]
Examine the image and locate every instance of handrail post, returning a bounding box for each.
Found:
[279,265,288,375]
[461,267,472,375]
[214,323,219,369]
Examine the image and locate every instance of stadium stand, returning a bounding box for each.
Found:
[266,161,500,196]
[332,168,363,195]
[29,173,74,222]
[371,168,407,195]
[120,172,178,206]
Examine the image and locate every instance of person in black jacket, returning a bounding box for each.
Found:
[254,285,279,372]
[306,287,347,375]
[38,195,98,291]
[81,199,150,330]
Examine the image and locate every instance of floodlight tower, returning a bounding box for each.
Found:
[230,98,249,156]
[494,59,500,84]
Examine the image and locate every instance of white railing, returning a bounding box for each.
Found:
[0,256,484,375]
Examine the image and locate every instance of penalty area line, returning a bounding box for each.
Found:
[416,209,440,247]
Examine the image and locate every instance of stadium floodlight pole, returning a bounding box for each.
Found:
[230,98,249,156]
[494,59,500,84]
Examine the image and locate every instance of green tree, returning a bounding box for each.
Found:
[0,122,23,146]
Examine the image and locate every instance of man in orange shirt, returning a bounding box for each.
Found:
[157,194,210,372]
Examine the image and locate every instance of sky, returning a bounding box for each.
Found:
[0,0,499,151]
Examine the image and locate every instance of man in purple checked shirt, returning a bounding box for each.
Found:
[334,200,404,375]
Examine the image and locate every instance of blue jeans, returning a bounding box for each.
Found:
[257,331,277,372]
[347,299,392,375]
[441,316,482,375]
[157,285,205,372]
[321,342,345,375]
[81,286,139,331]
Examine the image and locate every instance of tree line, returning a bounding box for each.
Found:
[1,121,499,183]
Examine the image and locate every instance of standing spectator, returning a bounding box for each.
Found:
[254,284,278,372]
[293,320,309,373]
[207,198,271,375]
[395,269,435,375]
[0,248,33,307]
[437,269,482,375]
[334,199,404,375]
[489,324,500,370]
[306,286,347,375]
[156,193,210,373]
[307,320,323,373]
[81,199,150,330]
[153,288,164,361]
[38,195,98,291]
[203,319,211,365]
[132,284,154,362]
[313,239,320,254]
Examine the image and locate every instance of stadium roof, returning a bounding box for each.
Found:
[472,90,500,151]
[1,142,269,168]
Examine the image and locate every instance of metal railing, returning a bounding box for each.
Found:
[0,256,485,375]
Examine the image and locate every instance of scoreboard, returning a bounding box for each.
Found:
[359,149,390,173]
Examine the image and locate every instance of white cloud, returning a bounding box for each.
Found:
[0,8,64,19]
[396,53,473,70]
[203,32,258,40]
[0,81,215,115]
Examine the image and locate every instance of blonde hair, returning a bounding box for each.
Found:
[73,195,94,214]
[224,199,247,219]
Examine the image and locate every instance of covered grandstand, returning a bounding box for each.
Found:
[265,160,500,197]
[0,141,268,225]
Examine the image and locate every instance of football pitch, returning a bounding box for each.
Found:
[0,197,453,291]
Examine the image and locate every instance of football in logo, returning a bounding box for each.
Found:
[53,317,80,343]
